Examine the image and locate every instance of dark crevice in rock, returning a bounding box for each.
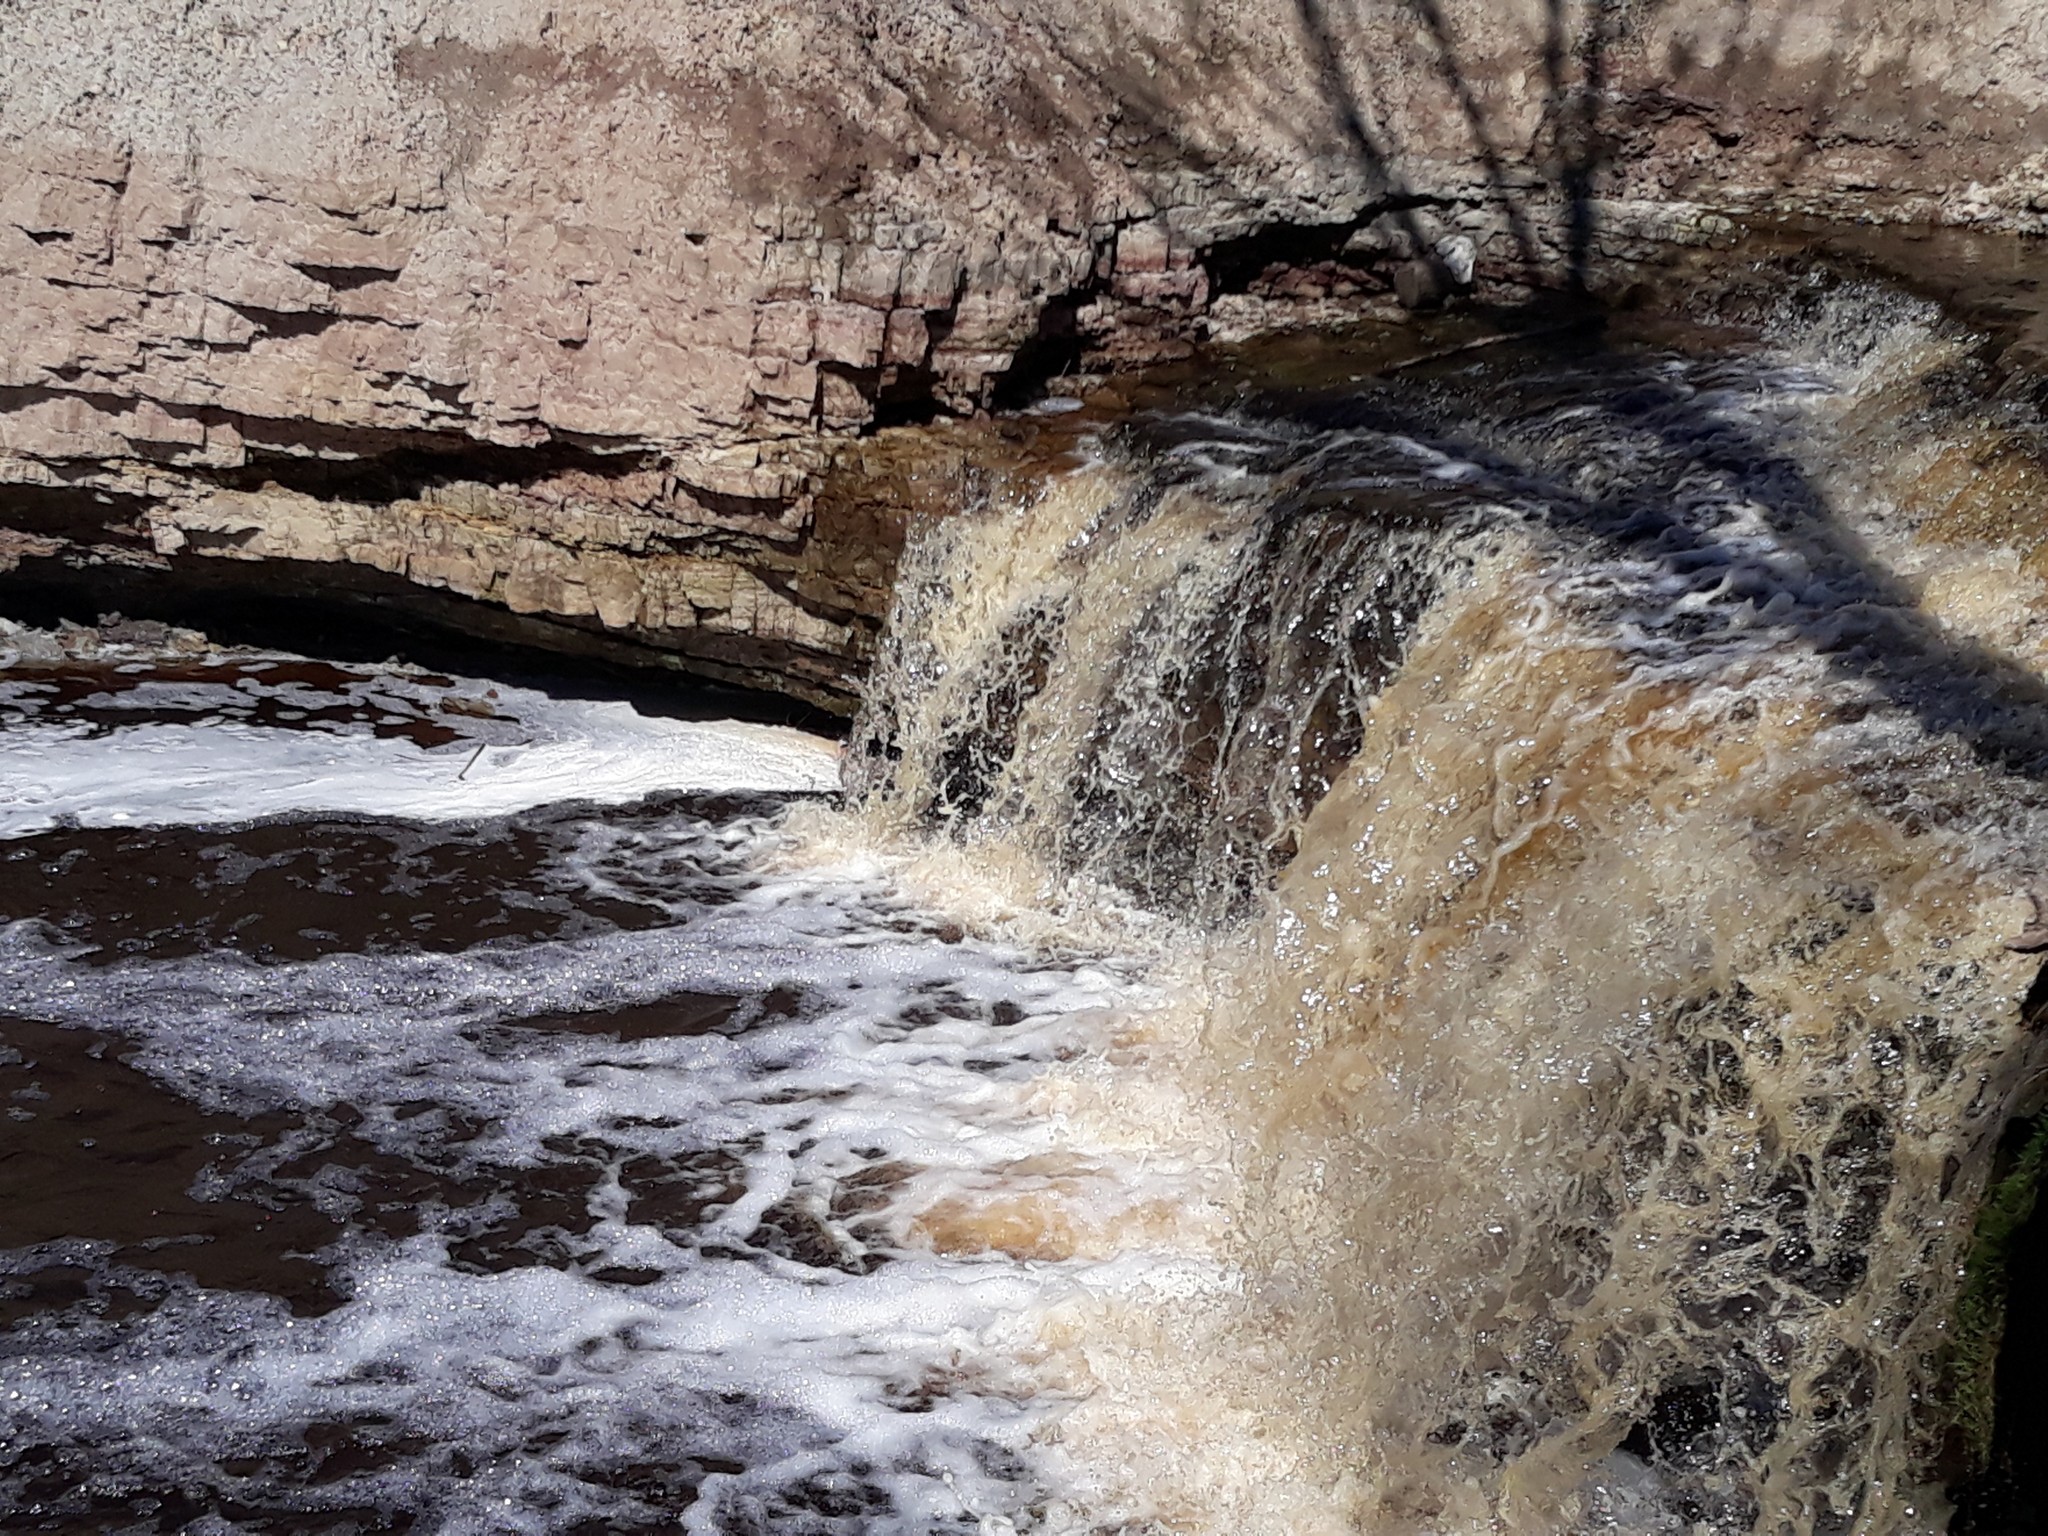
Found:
[0,481,154,538]
[673,483,790,526]
[289,261,405,290]
[990,292,1088,411]
[977,200,1491,413]
[204,435,656,504]
[0,382,152,419]
[869,369,946,428]
[0,387,648,470]
[0,395,895,711]
[0,558,846,733]
[223,303,355,341]
[1200,215,1378,295]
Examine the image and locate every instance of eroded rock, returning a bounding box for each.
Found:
[5,0,2048,703]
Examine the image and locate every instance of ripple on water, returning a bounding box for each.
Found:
[0,693,1177,1535]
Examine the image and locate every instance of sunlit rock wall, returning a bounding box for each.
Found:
[4,0,2044,702]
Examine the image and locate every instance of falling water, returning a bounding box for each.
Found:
[7,271,2048,1536]
[843,279,2048,1534]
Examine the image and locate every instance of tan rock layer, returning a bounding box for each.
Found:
[4,0,2046,702]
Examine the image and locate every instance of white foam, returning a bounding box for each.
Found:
[0,642,1206,1525]
[0,1243,1054,1535]
[0,819,1209,1531]
[0,689,840,835]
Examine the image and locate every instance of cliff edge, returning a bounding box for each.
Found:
[5,0,2045,705]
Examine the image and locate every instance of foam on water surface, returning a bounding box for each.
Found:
[0,642,1224,1533]
[0,659,840,834]
[0,733,1218,1533]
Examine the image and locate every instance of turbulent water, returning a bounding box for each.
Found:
[0,655,1214,1533]
[848,282,2048,1534]
[6,275,2048,1535]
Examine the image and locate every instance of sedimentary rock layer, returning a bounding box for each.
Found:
[5,0,2045,702]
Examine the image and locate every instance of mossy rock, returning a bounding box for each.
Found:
[1943,1113,2048,1480]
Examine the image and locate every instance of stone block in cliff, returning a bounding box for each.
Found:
[754,302,817,363]
[750,358,820,416]
[820,372,876,430]
[1110,267,1209,310]
[127,399,208,453]
[898,248,965,312]
[814,304,887,369]
[883,309,932,367]
[578,554,646,630]
[1,390,130,461]
[838,248,904,309]
[1115,220,1174,275]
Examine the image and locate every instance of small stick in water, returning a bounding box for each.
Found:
[456,741,489,781]
[1381,319,1593,376]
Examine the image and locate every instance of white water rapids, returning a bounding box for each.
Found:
[4,278,2048,1536]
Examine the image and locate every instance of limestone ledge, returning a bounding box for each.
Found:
[7,0,2048,703]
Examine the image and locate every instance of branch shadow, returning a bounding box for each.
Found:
[1066,0,2048,783]
[1271,0,1910,294]
[1218,0,2048,780]
[1228,331,2048,784]
[1286,0,1649,292]
[1290,0,1433,255]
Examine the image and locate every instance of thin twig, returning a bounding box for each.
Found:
[1381,319,1591,376]
[456,741,488,781]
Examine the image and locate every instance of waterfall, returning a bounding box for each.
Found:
[836,285,2048,1534]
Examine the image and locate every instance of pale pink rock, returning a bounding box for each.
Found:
[4,0,2048,706]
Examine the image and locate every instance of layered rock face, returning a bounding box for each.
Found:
[5,0,2047,706]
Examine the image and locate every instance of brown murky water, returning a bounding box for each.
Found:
[847,265,2048,1534]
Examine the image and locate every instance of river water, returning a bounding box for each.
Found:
[6,267,2048,1535]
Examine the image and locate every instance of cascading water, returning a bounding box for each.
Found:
[6,267,2048,1536]
[840,280,2048,1534]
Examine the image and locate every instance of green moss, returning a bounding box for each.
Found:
[1945,1114,2048,1477]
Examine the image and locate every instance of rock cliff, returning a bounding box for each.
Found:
[5,0,2047,706]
